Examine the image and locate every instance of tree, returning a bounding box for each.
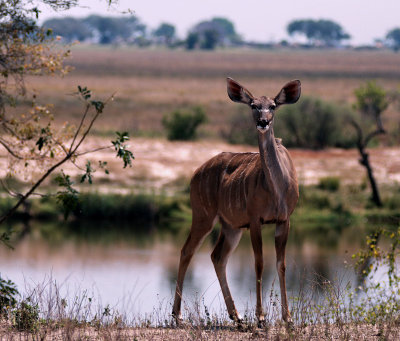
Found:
[287,19,350,46]
[83,15,147,45]
[185,32,199,50]
[0,0,134,243]
[350,81,390,207]
[186,17,241,50]
[386,28,400,52]
[153,22,176,46]
[43,15,147,45]
[42,17,93,42]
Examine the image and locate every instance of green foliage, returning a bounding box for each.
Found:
[0,276,19,316]
[274,96,356,149]
[287,19,350,46]
[43,14,147,45]
[153,22,176,46]
[162,106,207,141]
[221,107,257,146]
[186,17,240,50]
[72,192,190,230]
[13,299,40,332]
[353,227,400,286]
[54,171,79,220]
[349,227,400,324]
[42,16,93,42]
[318,177,340,192]
[112,131,135,168]
[386,27,400,51]
[185,32,199,50]
[80,160,94,184]
[354,81,389,118]
[201,29,219,50]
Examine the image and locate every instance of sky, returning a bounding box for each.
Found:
[38,0,400,45]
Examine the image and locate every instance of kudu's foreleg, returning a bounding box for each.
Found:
[250,221,264,323]
[172,215,215,322]
[211,220,243,321]
[275,220,291,323]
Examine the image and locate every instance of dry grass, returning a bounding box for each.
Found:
[1,321,399,340]
[23,47,400,136]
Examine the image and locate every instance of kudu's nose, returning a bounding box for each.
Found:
[257,119,269,128]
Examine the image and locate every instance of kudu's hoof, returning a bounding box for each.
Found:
[171,311,183,327]
[285,319,294,331]
[229,314,245,331]
[257,317,266,329]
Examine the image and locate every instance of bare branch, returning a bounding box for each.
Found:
[0,179,21,198]
[0,153,72,225]
[69,103,90,153]
[364,128,386,147]
[0,138,24,160]
[349,119,363,150]
[75,145,112,157]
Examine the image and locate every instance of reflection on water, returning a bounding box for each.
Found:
[0,220,365,318]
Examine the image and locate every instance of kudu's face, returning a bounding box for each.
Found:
[250,96,276,133]
[226,78,301,134]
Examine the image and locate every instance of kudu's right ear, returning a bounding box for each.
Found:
[227,77,254,105]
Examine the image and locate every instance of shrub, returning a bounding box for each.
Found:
[162,106,207,141]
[220,107,257,146]
[274,96,356,149]
[318,176,340,191]
[0,276,18,316]
[13,300,40,332]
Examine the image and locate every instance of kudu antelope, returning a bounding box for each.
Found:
[172,78,301,324]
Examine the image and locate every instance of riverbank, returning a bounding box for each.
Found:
[1,320,399,340]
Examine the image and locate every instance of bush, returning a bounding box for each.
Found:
[13,300,40,332]
[0,276,18,316]
[162,106,207,141]
[220,107,257,146]
[274,96,356,149]
[318,176,340,192]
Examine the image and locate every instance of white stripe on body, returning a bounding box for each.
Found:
[205,157,218,208]
[226,154,245,215]
[220,154,239,216]
[235,153,256,210]
[197,162,209,216]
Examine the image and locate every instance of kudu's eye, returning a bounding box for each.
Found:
[270,104,276,110]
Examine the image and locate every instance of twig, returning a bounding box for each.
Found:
[69,103,90,153]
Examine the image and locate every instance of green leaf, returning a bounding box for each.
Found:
[54,171,79,220]
[90,100,105,114]
[80,160,93,184]
[111,132,134,168]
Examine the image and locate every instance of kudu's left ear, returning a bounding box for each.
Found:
[274,80,301,106]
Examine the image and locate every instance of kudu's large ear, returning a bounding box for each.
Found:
[227,77,254,105]
[274,80,301,106]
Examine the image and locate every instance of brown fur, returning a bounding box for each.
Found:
[173,78,301,324]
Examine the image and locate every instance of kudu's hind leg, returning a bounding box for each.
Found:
[211,219,243,321]
[172,213,216,321]
[275,220,291,323]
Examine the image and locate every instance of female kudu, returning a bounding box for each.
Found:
[172,78,301,324]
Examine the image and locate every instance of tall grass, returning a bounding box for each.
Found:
[1,263,400,340]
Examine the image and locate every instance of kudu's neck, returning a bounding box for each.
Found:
[258,126,283,195]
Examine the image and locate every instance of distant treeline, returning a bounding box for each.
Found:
[43,15,400,51]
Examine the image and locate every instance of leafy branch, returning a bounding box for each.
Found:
[0,86,134,231]
[112,131,135,168]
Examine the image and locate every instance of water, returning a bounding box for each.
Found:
[0,221,363,320]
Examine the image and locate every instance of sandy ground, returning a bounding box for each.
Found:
[1,321,399,340]
[1,137,400,193]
